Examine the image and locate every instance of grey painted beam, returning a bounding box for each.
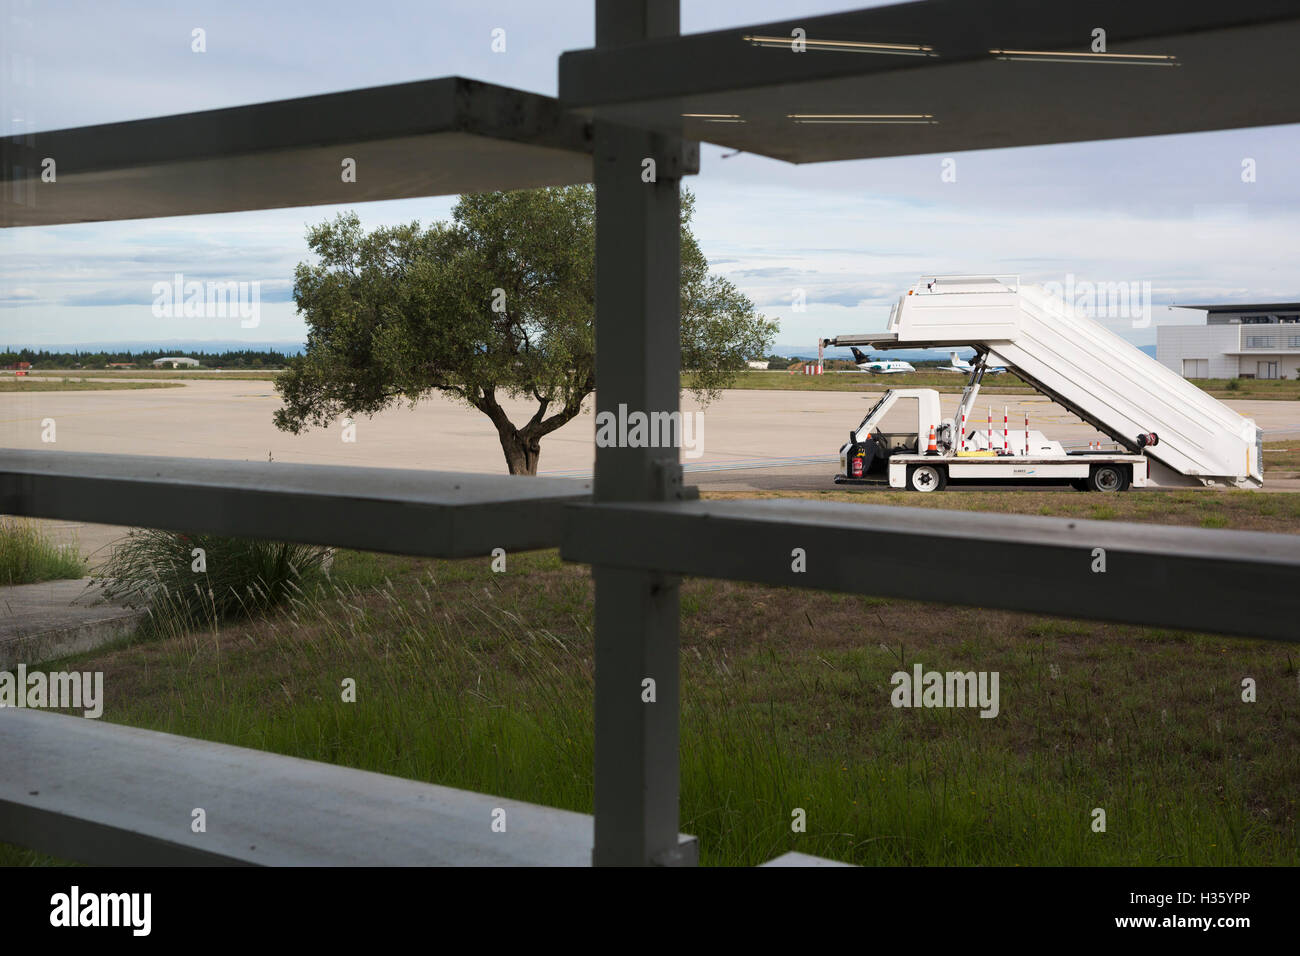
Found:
[589,0,694,868]
[560,0,1300,163]
[0,709,596,865]
[1,77,592,226]
[562,498,1300,643]
[0,450,589,557]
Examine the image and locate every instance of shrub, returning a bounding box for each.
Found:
[0,517,87,585]
[93,530,332,629]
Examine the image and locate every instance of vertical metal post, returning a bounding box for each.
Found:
[591,0,695,866]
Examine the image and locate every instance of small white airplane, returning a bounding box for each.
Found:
[849,346,915,374]
[935,351,1007,374]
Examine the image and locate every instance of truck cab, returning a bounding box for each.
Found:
[840,388,947,478]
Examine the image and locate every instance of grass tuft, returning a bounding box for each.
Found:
[0,517,87,585]
[92,530,332,634]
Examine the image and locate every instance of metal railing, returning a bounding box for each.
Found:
[915,275,1021,294]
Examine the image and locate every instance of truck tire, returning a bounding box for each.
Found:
[1088,463,1129,492]
[907,463,947,492]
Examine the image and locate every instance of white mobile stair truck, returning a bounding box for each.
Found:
[825,275,1263,493]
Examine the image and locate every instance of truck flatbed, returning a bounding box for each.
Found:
[887,452,1148,490]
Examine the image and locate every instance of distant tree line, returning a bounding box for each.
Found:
[0,348,295,369]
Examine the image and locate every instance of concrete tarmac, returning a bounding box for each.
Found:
[3,380,1299,505]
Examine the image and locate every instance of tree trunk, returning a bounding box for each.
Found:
[499,430,541,475]
[473,385,583,476]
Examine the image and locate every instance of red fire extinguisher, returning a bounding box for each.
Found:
[850,452,864,478]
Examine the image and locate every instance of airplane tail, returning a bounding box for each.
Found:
[850,346,870,364]
[950,351,960,364]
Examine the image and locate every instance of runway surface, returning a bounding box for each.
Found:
[2,380,1298,495]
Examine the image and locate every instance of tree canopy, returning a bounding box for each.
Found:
[274,185,776,474]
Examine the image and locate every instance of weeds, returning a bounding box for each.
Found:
[0,517,86,585]
[91,530,331,633]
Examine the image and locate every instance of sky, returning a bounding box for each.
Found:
[2,0,1297,351]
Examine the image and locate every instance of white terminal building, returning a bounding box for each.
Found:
[151,356,200,368]
[1158,303,1300,380]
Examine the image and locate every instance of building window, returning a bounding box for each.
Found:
[1288,336,1300,348]
[1182,358,1208,378]
[1246,336,1276,348]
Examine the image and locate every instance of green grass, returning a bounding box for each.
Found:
[2,521,1295,867]
[679,369,1300,400]
[22,367,1300,400]
[0,517,87,584]
[0,378,185,391]
[25,370,281,381]
[707,487,1300,534]
[17,367,1300,400]
[685,369,1035,394]
[1199,377,1300,401]
[1263,441,1300,476]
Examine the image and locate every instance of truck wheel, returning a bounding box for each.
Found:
[907,463,947,492]
[1089,464,1129,492]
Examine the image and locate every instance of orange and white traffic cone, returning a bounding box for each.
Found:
[926,424,938,455]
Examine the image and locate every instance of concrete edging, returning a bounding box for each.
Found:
[0,578,143,669]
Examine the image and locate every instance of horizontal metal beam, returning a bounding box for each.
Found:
[827,333,959,350]
[1,77,593,226]
[561,498,1300,642]
[0,709,596,865]
[560,0,1300,163]
[0,451,589,557]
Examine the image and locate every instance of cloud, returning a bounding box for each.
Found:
[731,266,818,278]
[814,290,879,308]
[58,279,294,307]
[0,288,41,306]
[3,0,1297,352]
[61,289,154,307]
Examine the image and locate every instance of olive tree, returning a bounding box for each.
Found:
[274,186,775,474]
